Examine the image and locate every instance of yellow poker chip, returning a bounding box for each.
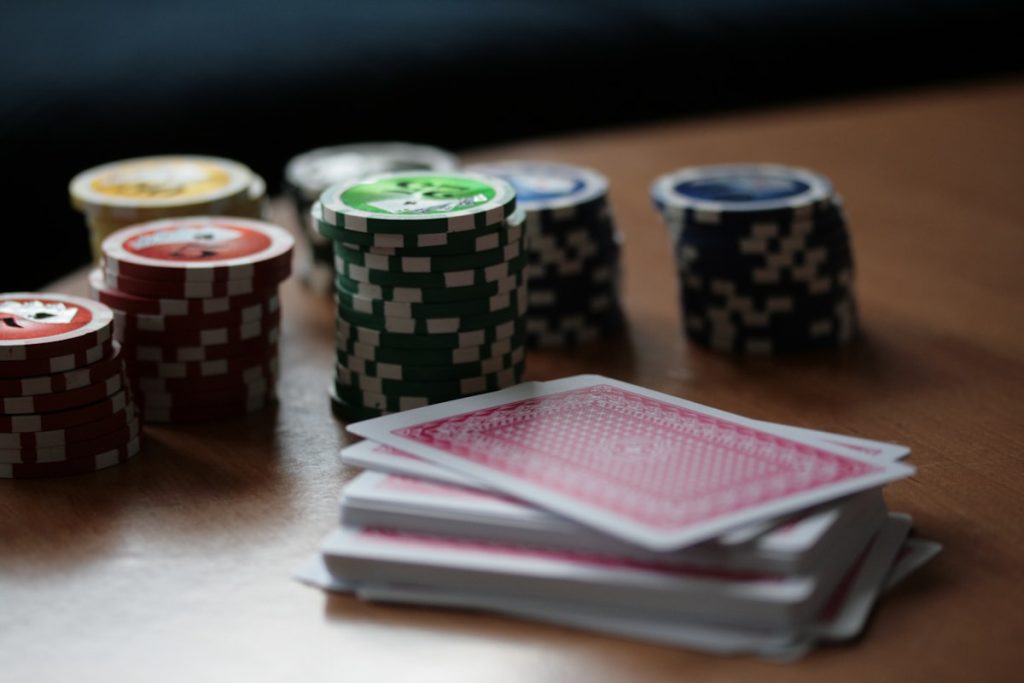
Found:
[69,155,254,219]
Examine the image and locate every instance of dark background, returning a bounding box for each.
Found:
[2,0,1021,290]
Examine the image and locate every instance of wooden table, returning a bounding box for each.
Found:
[3,79,1023,683]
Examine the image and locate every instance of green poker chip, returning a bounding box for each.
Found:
[336,293,526,335]
[337,316,525,350]
[334,362,525,405]
[335,283,526,318]
[332,383,447,412]
[335,271,523,304]
[317,172,517,235]
[338,332,526,365]
[337,346,525,382]
[334,240,523,274]
[329,385,390,420]
[316,212,525,256]
[336,250,527,288]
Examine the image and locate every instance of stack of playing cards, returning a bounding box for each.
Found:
[298,375,940,659]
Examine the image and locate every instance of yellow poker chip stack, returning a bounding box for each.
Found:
[69,155,268,260]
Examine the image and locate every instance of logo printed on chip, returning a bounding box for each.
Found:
[342,176,497,216]
[91,159,232,200]
[123,224,273,261]
[0,300,86,340]
[675,176,811,203]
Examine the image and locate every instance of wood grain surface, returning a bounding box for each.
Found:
[2,79,1023,683]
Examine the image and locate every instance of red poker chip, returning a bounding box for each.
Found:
[0,435,142,479]
[134,359,278,394]
[0,293,114,362]
[125,327,279,363]
[100,217,294,283]
[0,417,140,464]
[0,404,137,450]
[0,337,113,379]
[108,296,279,333]
[1,370,126,415]
[0,342,124,398]
[0,388,132,433]
[102,265,289,300]
[141,393,274,423]
[126,346,279,379]
[89,268,279,317]
[116,310,281,346]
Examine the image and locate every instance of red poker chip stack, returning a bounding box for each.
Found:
[0,293,141,479]
[91,216,293,423]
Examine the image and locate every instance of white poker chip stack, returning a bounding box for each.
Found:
[0,293,141,479]
[90,216,293,423]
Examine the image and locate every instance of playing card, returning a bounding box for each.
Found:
[338,420,909,494]
[347,375,914,550]
[356,580,811,659]
[802,513,911,640]
[883,537,943,590]
[294,555,354,593]
[295,552,805,657]
[336,515,910,657]
[319,516,874,631]
[340,471,888,573]
[340,440,485,490]
[781,427,909,462]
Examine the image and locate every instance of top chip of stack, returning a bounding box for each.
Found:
[92,217,293,423]
[284,143,459,293]
[69,155,267,260]
[314,171,528,420]
[650,164,856,355]
[465,161,626,347]
[1,293,141,478]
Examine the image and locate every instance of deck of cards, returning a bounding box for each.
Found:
[298,375,940,659]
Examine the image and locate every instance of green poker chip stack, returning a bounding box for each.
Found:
[314,171,529,419]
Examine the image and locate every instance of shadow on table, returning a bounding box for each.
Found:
[0,405,289,573]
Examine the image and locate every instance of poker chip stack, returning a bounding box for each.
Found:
[313,171,527,420]
[651,164,857,355]
[70,155,268,261]
[466,161,626,347]
[284,143,459,293]
[89,217,294,423]
[1,293,141,479]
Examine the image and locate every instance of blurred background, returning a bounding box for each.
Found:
[2,0,1021,290]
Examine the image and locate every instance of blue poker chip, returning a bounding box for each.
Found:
[527,238,622,271]
[683,326,855,355]
[465,161,608,215]
[651,164,835,223]
[525,306,627,348]
[526,251,622,283]
[680,286,854,317]
[676,267,855,299]
[676,226,852,258]
[676,244,855,280]
[666,203,849,246]
[527,269,621,296]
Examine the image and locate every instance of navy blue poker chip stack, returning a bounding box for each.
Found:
[651,164,857,355]
[465,161,626,347]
